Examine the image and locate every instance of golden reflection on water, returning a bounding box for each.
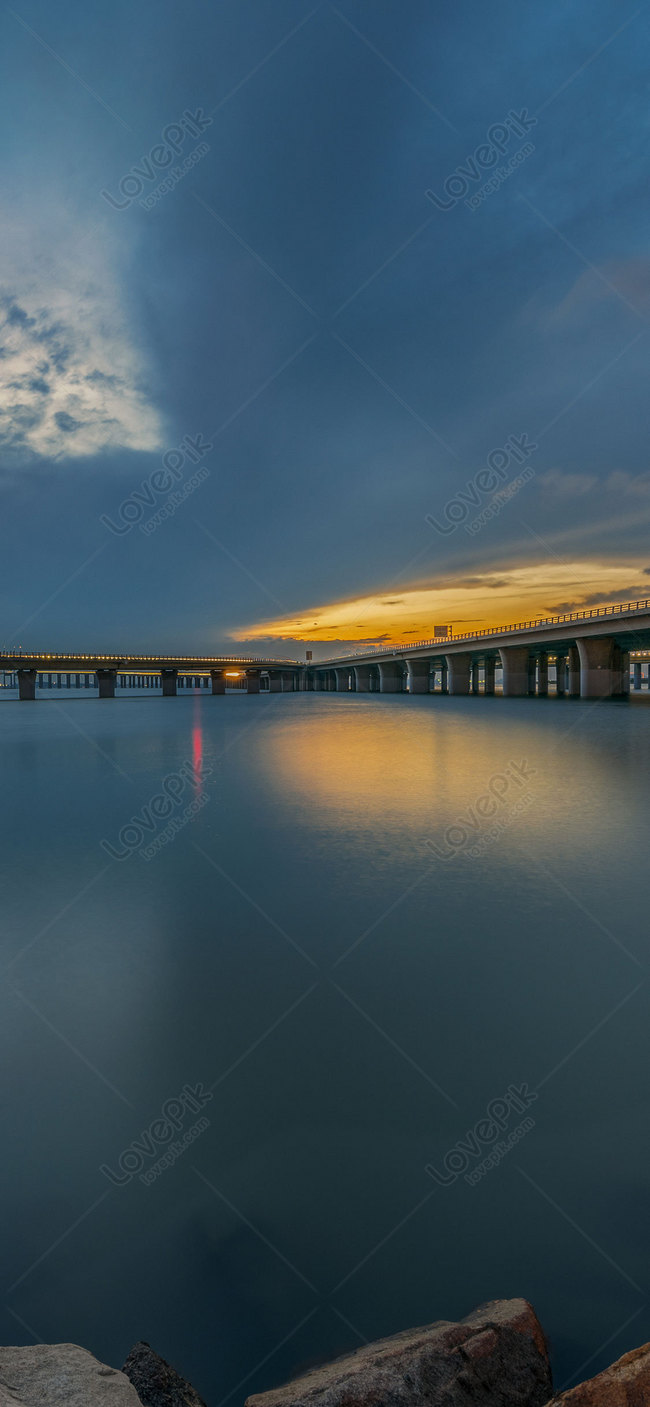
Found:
[259,699,620,856]
[262,704,518,822]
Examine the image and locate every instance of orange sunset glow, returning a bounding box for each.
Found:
[233,559,650,647]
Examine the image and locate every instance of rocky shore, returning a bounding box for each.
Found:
[0,1299,647,1407]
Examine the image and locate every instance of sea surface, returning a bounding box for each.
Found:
[1,689,649,1401]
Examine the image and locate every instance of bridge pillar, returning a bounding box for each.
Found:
[470,661,480,695]
[439,662,448,694]
[537,652,548,696]
[378,661,404,692]
[353,664,371,691]
[267,671,283,692]
[499,646,530,696]
[334,666,351,691]
[17,668,37,701]
[555,654,566,696]
[407,659,431,694]
[160,668,178,697]
[246,671,261,694]
[576,637,618,698]
[96,668,118,699]
[210,670,227,695]
[446,652,471,695]
[613,646,630,697]
[567,646,580,697]
[484,657,496,695]
[634,661,642,689]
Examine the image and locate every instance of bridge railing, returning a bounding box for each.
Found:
[317,596,650,664]
[0,652,300,665]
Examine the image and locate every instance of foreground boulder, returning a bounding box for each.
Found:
[246,1298,551,1407]
[122,1342,207,1407]
[0,1344,141,1405]
[545,1341,650,1407]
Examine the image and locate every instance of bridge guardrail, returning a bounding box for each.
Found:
[0,653,300,665]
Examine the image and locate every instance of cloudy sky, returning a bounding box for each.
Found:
[2,0,650,658]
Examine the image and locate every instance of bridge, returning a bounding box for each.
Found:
[309,596,650,699]
[0,653,301,700]
[3,596,650,700]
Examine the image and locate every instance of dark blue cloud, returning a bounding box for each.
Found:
[54,410,82,433]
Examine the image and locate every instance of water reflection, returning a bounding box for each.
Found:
[260,697,621,864]
[1,693,648,1402]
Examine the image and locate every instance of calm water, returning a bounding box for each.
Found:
[1,691,649,1400]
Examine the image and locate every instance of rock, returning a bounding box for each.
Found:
[122,1341,208,1407]
[0,1344,142,1405]
[544,1341,650,1407]
[246,1297,551,1407]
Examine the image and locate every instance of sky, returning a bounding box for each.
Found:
[2,0,650,660]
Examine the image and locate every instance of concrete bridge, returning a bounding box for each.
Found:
[4,597,650,701]
[0,653,301,700]
[306,596,650,699]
